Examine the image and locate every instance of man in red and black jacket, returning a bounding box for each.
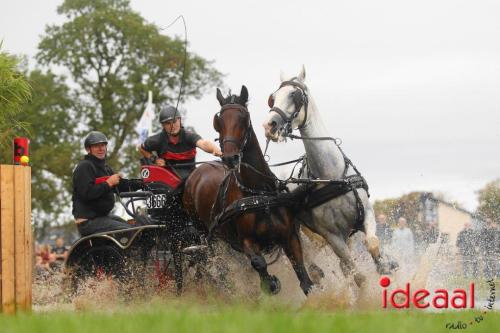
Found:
[139,105,222,180]
[72,131,141,237]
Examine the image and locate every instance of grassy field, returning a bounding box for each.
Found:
[0,302,498,333]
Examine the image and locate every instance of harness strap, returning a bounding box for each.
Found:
[208,168,233,234]
[268,156,305,167]
[212,192,302,231]
[304,175,367,209]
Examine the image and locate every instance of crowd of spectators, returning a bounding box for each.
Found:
[456,219,500,279]
[34,237,69,278]
[375,214,499,279]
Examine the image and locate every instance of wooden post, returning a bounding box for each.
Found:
[0,165,32,314]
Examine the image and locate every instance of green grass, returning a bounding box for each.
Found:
[0,302,498,333]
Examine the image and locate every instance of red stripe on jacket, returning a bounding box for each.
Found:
[160,148,196,161]
[95,176,110,184]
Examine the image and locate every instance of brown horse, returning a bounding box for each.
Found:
[182,85,313,295]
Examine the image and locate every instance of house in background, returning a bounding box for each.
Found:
[374,191,482,252]
[420,193,482,248]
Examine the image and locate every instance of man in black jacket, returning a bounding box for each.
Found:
[479,219,498,279]
[73,131,140,237]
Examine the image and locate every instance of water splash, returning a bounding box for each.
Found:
[33,231,493,312]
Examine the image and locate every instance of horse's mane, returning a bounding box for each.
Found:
[221,91,248,107]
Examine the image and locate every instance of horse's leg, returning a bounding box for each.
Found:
[322,231,366,287]
[278,211,314,294]
[363,205,398,275]
[282,230,314,295]
[242,239,281,295]
[298,221,326,284]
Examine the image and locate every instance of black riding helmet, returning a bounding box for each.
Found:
[84,131,108,149]
[159,105,181,123]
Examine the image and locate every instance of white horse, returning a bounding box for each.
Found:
[263,66,396,287]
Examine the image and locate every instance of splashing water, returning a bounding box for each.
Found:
[33,231,495,312]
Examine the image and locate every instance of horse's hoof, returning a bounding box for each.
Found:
[354,272,366,287]
[261,275,281,295]
[377,256,399,275]
[308,263,325,285]
[301,282,314,296]
[269,276,281,295]
[389,260,399,271]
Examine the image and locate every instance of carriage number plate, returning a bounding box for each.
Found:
[146,194,167,209]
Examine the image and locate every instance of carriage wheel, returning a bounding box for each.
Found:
[72,245,127,293]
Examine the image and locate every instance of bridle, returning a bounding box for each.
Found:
[214,103,252,168]
[268,78,309,136]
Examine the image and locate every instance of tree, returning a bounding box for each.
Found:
[0,44,31,152]
[476,179,500,224]
[0,68,78,237]
[36,0,222,171]
[373,192,423,227]
[22,0,222,231]
[24,70,78,235]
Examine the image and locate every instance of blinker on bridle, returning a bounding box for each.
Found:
[268,77,309,135]
[215,103,252,165]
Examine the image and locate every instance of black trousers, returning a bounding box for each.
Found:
[77,215,132,237]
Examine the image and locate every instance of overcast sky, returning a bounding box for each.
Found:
[1,0,499,210]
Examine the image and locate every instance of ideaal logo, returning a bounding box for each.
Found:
[379,276,496,330]
[380,276,475,309]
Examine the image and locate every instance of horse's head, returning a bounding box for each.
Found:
[214,85,251,168]
[263,65,309,142]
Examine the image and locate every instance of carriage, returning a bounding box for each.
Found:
[65,76,398,299]
[64,164,206,295]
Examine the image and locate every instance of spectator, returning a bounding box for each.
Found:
[35,254,52,278]
[391,217,415,278]
[456,223,478,277]
[51,237,69,262]
[39,244,56,266]
[51,237,69,270]
[427,220,439,244]
[375,214,392,252]
[480,219,499,279]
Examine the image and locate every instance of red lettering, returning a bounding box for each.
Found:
[470,282,475,308]
[432,289,449,308]
[413,289,430,308]
[391,283,410,308]
[381,281,475,310]
[380,276,390,309]
[451,290,467,309]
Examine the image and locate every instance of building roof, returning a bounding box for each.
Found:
[423,192,476,217]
